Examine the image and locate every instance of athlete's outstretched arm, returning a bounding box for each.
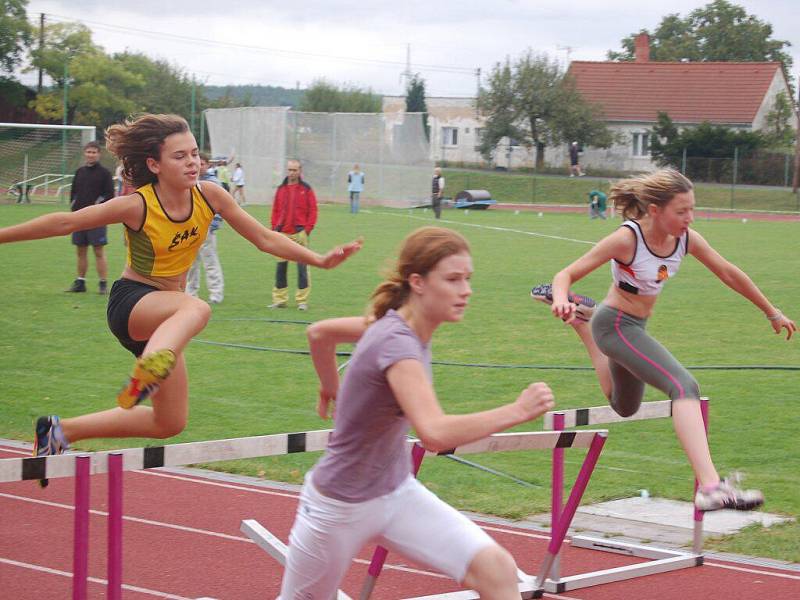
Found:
[203,182,362,268]
[689,230,795,339]
[307,317,372,419]
[551,227,632,321]
[387,359,554,453]
[0,194,141,244]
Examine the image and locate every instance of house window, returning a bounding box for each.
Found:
[508,137,520,147]
[474,128,485,150]
[442,127,458,146]
[632,132,651,157]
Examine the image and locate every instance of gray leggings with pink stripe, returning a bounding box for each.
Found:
[591,304,700,416]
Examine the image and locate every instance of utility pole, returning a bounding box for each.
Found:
[400,44,413,94]
[475,67,481,117]
[556,45,574,70]
[793,76,800,193]
[38,13,45,93]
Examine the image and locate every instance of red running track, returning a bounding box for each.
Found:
[1,442,798,600]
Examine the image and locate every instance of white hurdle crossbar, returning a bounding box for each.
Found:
[539,397,709,594]
[241,429,609,600]
[0,429,334,484]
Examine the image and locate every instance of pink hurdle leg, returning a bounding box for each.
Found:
[550,413,565,582]
[692,398,710,554]
[359,444,427,600]
[72,455,90,600]
[107,453,124,600]
[535,433,607,593]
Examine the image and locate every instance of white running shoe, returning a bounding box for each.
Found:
[695,473,764,512]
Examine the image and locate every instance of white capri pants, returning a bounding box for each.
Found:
[279,473,495,599]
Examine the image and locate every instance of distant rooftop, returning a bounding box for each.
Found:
[568,60,785,125]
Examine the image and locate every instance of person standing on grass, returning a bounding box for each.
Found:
[186,154,225,304]
[568,141,584,177]
[279,226,555,598]
[231,162,246,205]
[269,159,318,311]
[0,113,362,469]
[531,168,795,512]
[431,166,445,219]
[347,163,365,214]
[67,141,115,295]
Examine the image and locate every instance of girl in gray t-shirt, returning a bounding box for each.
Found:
[280,226,555,599]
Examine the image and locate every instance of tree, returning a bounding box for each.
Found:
[298,80,381,113]
[650,112,767,181]
[0,0,32,74]
[28,23,145,127]
[115,52,196,116]
[762,92,796,149]
[478,51,613,169]
[608,1,793,71]
[405,74,429,139]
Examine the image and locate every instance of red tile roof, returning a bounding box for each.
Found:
[568,61,782,124]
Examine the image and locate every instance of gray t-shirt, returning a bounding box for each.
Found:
[312,310,431,502]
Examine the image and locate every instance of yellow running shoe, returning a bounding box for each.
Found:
[117,349,177,409]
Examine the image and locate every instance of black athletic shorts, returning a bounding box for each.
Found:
[107,278,159,356]
[72,226,108,246]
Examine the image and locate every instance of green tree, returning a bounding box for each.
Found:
[114,52,196,116]
[476,59,520,162]
[650,112,767,181]
[0,0,31,73]
[405,74,429,139]
[299,80,381,113]
[478,51,613,169]
[762,92,796,149]
[608,1,793,70]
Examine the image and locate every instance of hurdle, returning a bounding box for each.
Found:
[241,429,609,599]
[0,429,334,600]
[539,397,709,594]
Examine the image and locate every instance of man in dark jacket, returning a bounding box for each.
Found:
[269,159,318,310]
[67,141,115,294]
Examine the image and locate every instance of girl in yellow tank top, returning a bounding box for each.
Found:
[0,113,362,471]
[126,182,215,277]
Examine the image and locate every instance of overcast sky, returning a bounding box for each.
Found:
[21,0,800,98]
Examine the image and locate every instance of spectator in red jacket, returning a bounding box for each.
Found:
[269,159,319,310]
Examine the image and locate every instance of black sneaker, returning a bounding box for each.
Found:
[531,283,596,322]
[33,416,70,488]
[99,280,108,295]
[66,279,86,293]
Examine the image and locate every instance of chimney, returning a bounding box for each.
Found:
[634,33,650,63]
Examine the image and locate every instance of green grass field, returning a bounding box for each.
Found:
[442,168,800,213]
[0,203,798,561]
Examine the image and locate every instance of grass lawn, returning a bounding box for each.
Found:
[0,203,798,561]
[442,168,800,213]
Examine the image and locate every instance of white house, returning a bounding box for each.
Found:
[384,34,795,172]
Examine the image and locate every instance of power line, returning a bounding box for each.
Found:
[39,13,475,76]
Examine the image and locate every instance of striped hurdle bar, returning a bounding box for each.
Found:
[0,429,335,600]
[241,429,608,600]
[539,397,709,594]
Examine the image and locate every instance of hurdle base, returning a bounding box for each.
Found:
[541,535,703,593]
[241,519,355,600]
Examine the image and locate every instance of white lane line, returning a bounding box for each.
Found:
[704,561,800,581]
[0,492,447,579]
[0,556,194,599]
[136,470,301,498]
[377,211,596,245]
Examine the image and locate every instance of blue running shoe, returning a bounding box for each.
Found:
[33,415,69,488]
[531,283,596,322]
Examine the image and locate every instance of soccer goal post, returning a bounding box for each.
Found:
[0,123,96,204]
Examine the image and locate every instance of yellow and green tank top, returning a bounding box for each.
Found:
[125,183,215,277]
